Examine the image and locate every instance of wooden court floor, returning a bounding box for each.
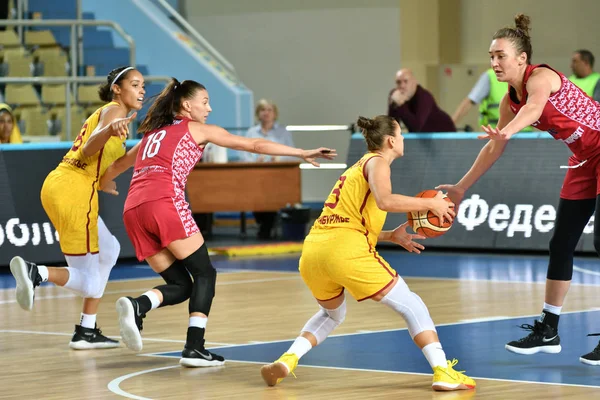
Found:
[1,259,600,399]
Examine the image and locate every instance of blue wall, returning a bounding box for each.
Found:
[81,0,253,130]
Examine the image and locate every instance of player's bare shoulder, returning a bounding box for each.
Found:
[530,67,562,93]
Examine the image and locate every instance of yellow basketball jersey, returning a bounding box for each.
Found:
[58,101,127,185]
[310,153,387,246]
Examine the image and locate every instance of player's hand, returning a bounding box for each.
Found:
[109,112,137,139]
[478,124,512,141]
[435,184,465,209]
[389,222,426,254]
[430,191,455,224]
[301,148,338,167]
[99,179,118,196]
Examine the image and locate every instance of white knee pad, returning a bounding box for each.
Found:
[98,216,120,268]
[64,253,105,298]
[380,278,436,339]
[301,300,346,345]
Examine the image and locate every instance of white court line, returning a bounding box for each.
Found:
[0,276,300,305]
[573,265,600,277]
[459,316,512,323]
[404,274,599,286]
[208,359,600,390]
[108,358,600,399]
[107,365,179,400]
[0,268,294,293]
[245,359,600,389]
[166,307,600,352]
[6,318,600,398]
[0,330,235,346]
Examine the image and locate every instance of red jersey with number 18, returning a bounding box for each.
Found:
[124,117,204,212]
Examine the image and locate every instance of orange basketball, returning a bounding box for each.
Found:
[407,190,454,238]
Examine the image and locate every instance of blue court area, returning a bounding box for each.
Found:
[152,311,600,387]
[2,249,600,387]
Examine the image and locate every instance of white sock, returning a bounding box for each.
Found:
[37,265,49,282]
[543,302,562,315]
[189,316,207,328]
[143,291,161,310]
[80,313,96,329]
[422,342,447,369]
[287,336,312,359]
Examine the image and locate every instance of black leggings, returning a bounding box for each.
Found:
[547,197,599,280]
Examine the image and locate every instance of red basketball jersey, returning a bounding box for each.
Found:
[508,64,600,160]
[124,118,204,212]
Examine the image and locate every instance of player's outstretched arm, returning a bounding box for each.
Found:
[436,94,512,205]
[188,122,337,167]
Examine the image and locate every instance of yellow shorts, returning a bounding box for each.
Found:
[299,229,397,302]
[41,168,99,255]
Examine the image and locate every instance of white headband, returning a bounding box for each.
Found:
[111,67,134,88]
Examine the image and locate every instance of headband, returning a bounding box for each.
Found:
[111,67,134,87]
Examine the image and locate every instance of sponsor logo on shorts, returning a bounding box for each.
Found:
[60,157,88,170]
[316,214,350,224]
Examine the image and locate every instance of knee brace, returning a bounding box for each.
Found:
[379,279,436,339]
[98,216,120,268]
[301,300,346,345]
[182,243,217,315]
[547,232,575,281]
[155,260,193,307]
[547,198,595,281]
[64,253,106,298]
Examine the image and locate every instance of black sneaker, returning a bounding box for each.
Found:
[9,256,42,311]
[69,324,120,350]
[180,346,225,367]
[580,334,600,366]
[505,320,561,355]
[116,296,145,352]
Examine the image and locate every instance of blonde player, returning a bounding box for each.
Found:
[261,115,476,391]
[9,66,144,349]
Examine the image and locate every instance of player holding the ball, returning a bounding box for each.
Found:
[261,115,475,392]
[408,189,455,237]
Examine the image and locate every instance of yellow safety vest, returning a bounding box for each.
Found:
[479,69,532,132]
[569,72,600,98]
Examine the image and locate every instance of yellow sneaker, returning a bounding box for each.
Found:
[260,352,299,387]
[432,359,476,391]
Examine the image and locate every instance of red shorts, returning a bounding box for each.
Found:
[123,197,200,261]
[560,153,600,200]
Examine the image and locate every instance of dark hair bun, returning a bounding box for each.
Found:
[357,116,376,132]
[515,14,531,36]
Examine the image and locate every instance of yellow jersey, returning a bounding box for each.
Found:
[57,101,127,186]
[310,153,387,246]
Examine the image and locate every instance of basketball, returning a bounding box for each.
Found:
[407,190,454,238]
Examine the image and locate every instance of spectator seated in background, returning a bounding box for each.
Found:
[387,69,456,133]
[452,68,532,132]
[243,99,298,239]
[569,49,600,102]
[0,103,23,144]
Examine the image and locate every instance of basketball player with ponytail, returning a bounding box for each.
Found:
[98,78,336,366]
[437,14,600,365]
[261,115,475,392]
[9,66,144,349]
